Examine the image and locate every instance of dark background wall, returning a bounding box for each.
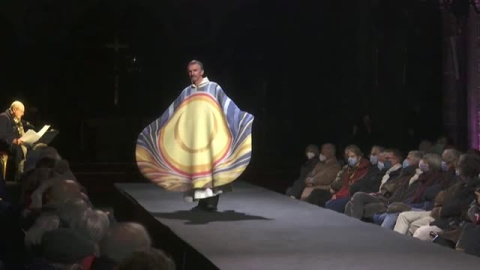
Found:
[0,0,444,179]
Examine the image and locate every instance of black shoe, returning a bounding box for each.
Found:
[197,195,219,212]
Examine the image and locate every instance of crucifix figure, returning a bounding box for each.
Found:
[105,35,129,106]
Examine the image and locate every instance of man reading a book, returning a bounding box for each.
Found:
[0,101,26,181]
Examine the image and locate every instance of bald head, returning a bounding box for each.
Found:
[10,100,25,120]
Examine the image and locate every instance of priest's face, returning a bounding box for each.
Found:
[188,63,204,85]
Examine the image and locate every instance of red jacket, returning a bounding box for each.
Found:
[335,158,370,199]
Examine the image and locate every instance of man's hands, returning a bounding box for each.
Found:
[12,138,23,145]
[305,177,314,187]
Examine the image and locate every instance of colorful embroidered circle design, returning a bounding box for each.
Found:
[157,93,232,176]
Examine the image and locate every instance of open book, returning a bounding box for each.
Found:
[20,125,51,145]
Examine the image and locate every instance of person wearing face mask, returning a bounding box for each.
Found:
[413,153,480,241]
[373,153,447,229]
[419,149,462,209]
[323,145,370,213]
[300,144,341,201]
[369,145,384,166]
[286,144,319,199]
[441,148,461,178]
[349,147,403,196]
[393,149,461,236]
[346,151,423,220]
[345,149,404,217]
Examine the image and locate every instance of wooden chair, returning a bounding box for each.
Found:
[0,151,8,181]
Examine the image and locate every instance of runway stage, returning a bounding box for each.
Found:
[114,181,479,270]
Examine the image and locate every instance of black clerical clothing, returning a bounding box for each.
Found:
[0,109,24,180]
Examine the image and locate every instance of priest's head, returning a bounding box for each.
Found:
[10,100,25,120]
[187,60,204,86]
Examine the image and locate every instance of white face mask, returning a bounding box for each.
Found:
[319,154,327,161]
[306,152,315,159]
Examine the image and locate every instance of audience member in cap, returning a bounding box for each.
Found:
[38,228,95,269]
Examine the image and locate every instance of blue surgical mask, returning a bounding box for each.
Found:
[441,161,448,172]
[348,157,358,166]
[455,169,460,176]
[370,155,378,165]
[377,162,385,170]
[319,154,327,162]
[384,160,392,170]
[402,159,409,168]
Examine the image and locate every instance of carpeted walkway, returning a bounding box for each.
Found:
[115,181,480,270]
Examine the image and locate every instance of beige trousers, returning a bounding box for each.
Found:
[394,211,434,235]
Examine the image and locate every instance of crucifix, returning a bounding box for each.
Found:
[105,36,129,106]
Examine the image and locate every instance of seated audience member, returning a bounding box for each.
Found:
[345,149,405,219]
[21,178,85,230]
[347,146,385,195]
[286,144,319,198]
[441,148,461,174]
[31,228,95,270]
[300,143,341,201]
[21,153,78,209]
[25,196,91,248]
[413,153,480,241]
[306,146,350,207]
[368,145,385,166]
[73,209,111,254]
[360,151,421,223]
[418,140,433,153]
[96,222,152,266]
[430,135,449,156]
[393,149,461,235]
[23,146,62,175]
[375,153,446,229]
[424,148,461,198]
[350,148,403,196]
[324,145,370,213]
[118,248,176,270]
[457,192,480,256]
[32,179,85,210]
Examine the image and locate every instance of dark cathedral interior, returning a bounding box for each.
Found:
[1,1,480,269]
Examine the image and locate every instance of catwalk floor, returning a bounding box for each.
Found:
[114,181,479,270]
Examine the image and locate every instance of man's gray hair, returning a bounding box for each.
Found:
[443,148,462,164]
[100,222,152,263]
[74,209,111,244]
[188,60,204,70]
[56,197,91,228]
[424,153,443,171]
[408,150,423,163]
